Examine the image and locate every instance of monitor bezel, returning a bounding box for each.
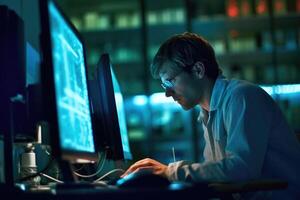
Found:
[39,0,97,163]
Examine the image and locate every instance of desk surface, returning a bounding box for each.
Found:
[3,182,215,200]
[1,179,288,200]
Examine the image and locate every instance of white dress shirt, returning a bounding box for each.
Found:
[166,76,300,199]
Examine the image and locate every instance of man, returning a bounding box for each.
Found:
[122,32,300,199]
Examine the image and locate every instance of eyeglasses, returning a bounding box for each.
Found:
[161,71,183,90]
[160,62,198,90]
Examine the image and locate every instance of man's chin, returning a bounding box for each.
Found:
[178,102,193,110]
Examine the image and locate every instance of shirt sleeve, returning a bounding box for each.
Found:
[166,86,274,182]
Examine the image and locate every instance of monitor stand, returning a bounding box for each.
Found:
[59,160,77,183]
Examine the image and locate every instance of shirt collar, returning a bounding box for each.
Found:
[197,75,228,122]
[209,75,228,111]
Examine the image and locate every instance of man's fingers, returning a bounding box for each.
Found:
[121,162,154,177]
[121,158,166,178]
[132,167,153,174]
[133,158,156,165]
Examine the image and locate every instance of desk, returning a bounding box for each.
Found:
[3,184,215,200]
[1,179,288,200]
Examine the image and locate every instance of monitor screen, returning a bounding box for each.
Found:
[39,0,97,163]
[111,69,132,160]
[92,53,132,160]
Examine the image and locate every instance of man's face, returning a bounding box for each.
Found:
[159,64,203,110]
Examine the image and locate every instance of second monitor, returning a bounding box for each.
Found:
[90,53,132,161]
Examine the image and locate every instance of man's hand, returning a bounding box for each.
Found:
[121,158,168,178]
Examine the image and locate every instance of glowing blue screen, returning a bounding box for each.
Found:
[48,2,95,153]
[111,68,132,159]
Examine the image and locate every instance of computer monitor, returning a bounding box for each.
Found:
[39,0,97,168]
[92,53,132,160]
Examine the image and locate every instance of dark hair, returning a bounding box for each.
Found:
[150,32,221,80]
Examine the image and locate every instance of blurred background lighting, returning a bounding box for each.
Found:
[132,95,148,106]
[261,84,300,96]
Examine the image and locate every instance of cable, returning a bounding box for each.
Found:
[72,151,105,177]
[172,147,176,162]
[72,151,102,172]
[73,165,85,172]
[73,151,107,178]
[93,168,125,183]
[45,149,51,156]
[40,173,63,184]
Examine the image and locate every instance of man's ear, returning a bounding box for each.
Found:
[192,61,205,79]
